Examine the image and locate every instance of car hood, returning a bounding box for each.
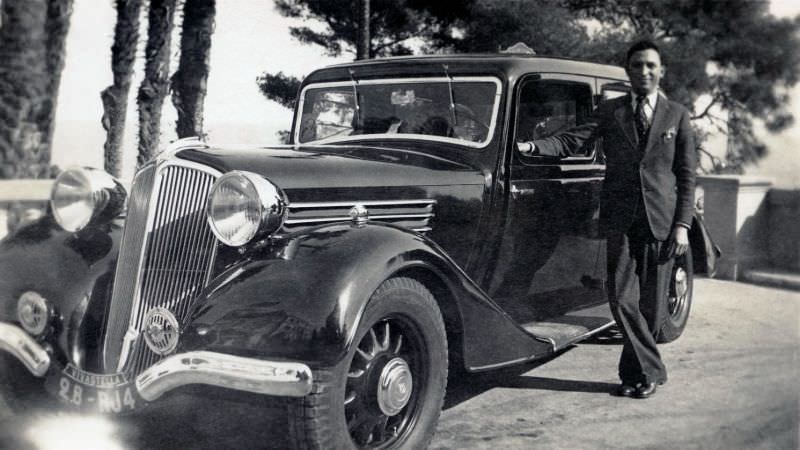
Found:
[173,144,486,192]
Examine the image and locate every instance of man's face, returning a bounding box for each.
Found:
[625,48,664,96]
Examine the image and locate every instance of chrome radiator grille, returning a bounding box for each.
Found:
[104,163,219,374]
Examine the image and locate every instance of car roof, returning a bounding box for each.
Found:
[302,53,628,85]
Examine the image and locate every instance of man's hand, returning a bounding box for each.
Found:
[517,141,535,155]
[666,225,689,258]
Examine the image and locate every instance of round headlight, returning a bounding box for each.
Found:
[206,171,287,246]
[17,291,52,336]
[50,167,126,232]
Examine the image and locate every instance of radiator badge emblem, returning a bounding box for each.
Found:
[143,308,180,355]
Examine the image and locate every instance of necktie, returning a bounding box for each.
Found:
[635,95,649,143]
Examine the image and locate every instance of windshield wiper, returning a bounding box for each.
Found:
[348,68,362,129]
[443,64,458,126]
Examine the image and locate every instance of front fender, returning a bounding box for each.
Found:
[182,223,547,369]
[0,216,121,369]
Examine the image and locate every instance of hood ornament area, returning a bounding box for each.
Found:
[349,204,369,225]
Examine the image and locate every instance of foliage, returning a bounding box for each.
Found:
[256,72,302,109]
[273,0,466,58]
[258,0,470,109]
[425,0,590,56]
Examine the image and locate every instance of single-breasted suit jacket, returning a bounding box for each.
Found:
[533,93,696,241]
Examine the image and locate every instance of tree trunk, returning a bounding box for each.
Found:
[356,0,370,60]
[136,0,178,168]
[41,0,74,168]
[101,0,142,178]
[171,0,215,139]
[0,0,72,179]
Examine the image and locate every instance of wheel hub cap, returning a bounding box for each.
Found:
[377,357,413,416]
[674,267,688,298]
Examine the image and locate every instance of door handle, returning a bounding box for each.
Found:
[510,184,535,199]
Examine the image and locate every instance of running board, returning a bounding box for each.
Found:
[521,303,615,352]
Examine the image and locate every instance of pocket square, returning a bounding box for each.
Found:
[662,126,676,142]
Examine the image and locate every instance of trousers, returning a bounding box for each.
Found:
[606,209,673,385]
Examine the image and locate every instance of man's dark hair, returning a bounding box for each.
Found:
[626,40,662,65]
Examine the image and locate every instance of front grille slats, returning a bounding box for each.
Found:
[103,165,156,371]
[104,163,219,375]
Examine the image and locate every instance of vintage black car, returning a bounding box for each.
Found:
[0,54,715,449]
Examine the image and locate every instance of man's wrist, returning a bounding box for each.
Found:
[517,141,535,155]
[674,222,691,231]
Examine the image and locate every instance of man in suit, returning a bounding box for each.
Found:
[518,40,696,399]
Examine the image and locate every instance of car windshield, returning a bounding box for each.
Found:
[294,77,501,148]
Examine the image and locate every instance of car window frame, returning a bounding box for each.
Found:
[513,73,598,164]
[293,76,503,149]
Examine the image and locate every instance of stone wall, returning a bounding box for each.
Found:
[766,189,800,272]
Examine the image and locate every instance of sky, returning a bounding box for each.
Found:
[53,0,800,186]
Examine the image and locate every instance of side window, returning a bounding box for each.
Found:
[515,79,594,158]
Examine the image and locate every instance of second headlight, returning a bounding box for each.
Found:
[206,171,287,246]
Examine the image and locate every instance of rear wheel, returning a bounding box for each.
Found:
[288,277,448,449]
[658,247,693,343]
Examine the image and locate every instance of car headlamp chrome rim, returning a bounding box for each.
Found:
[50,167,126,232]
[206,171,287,246]
[17,291,53,336]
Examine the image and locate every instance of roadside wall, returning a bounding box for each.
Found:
[697,175,800,279]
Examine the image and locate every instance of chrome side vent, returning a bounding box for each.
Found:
[282,199,436,234]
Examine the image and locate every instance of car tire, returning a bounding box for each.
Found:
[287,277,448,450]
[658,246,693,343]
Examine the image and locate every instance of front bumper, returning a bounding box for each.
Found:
[0,322,313,403]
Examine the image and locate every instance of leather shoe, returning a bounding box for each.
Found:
[634,382,657,399]
[615,384,637,397]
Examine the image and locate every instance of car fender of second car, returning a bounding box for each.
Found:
[180,221,551,371]
[0,216,122,371]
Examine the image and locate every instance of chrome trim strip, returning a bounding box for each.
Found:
[135,351,312,401]
[285,213,434,225]
[0,322,51,377]
[289,199,436,209]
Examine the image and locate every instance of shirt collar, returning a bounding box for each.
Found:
[631,91,659,110]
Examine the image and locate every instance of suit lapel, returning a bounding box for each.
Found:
[644,94,672,155]
[614,95,638,151]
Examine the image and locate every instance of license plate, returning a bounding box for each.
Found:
[45,364,139,413]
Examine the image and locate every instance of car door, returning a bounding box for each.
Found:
[487,73,607,326]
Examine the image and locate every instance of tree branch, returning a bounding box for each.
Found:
[691,95,720,121]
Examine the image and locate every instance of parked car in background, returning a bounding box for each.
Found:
[0,53,715,449]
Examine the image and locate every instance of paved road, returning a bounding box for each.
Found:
[1,279,798,449]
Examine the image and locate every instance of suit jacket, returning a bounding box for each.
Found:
[533,93,696,241]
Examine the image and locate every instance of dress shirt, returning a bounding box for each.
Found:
[631,91,659,126]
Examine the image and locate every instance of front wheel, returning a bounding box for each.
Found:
[658,247,693,343]
[288,277,448,450]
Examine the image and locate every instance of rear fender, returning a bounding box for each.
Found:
[689,213,721,277]
[182,223,548,370]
